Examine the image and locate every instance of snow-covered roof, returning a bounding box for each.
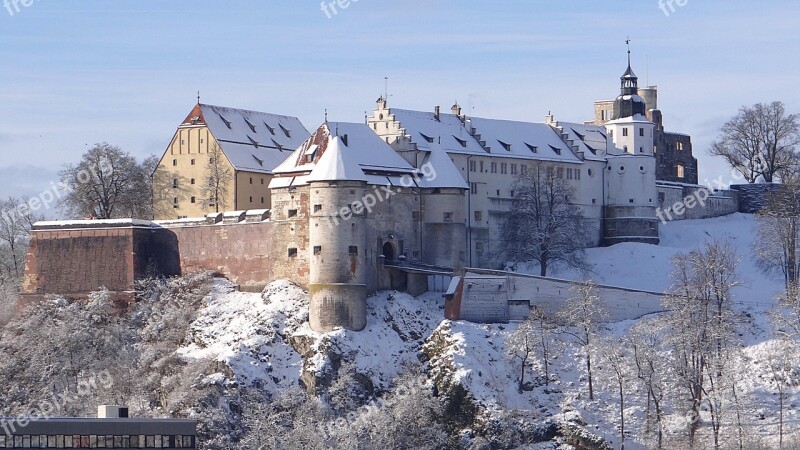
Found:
[270,122,417,188]
[557,122,608,161]
[181,104,310,174]
[465,117,581,163]
[418,145,469,189]
[389,109,486,155]
[605,114,652,125]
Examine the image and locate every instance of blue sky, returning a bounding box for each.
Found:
[0,0,798,201]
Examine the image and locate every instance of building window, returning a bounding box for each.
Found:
[677,142,684,150]
[476,241,484,251]
[677,164,685,178]
[172,159,177,166]
[639,127,644,137]
[500,163,508,174]
[190,178,196,185]
[566,168,573,180]
[191,197,196,204]
[173,197,178,208]
[261,197,265,203]
[313,246,322,255]
[314,204,322,213]
[349,246,358,255]
[490,162,497,173]
[479,161,484,172]
[288,248,298,258]
[470,182,478,195]
[622,128,629,137]
[288,209,298,218]
[510,164,517,175]
[443,212,453,222]
[249,196,253,202]
[557,167,564,178]
[261,178,265,184]
[454,136,468,148]
[520,165,527,175]
[191,159,196,165]
[474,210,482,221]
[249,177,253,184]
[172,179,178,188]
[469,160,477,172]
[412,211,420,220]
[499,140,512,151]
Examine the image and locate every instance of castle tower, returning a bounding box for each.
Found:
[307,137,369,332]
[602,42,659,245]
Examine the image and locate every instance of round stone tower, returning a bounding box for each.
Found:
[308,180,368,331]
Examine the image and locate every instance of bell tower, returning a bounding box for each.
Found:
[605,39,655,156]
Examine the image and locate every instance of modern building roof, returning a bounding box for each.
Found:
[180,103,310,174]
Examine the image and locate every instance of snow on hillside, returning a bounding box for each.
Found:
[176,212,798,448]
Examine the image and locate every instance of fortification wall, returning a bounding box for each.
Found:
[730,183,782,213]
[21,221,155,298]
[656,183,739,222]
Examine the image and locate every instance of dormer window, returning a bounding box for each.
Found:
[272,139,283,151]
[264,122,276,135]
[420,133,435,144]
[498,140,512,152]
[248,136,260,148]
[453,136,468,148]
[245,119,257,133]
[525,143,538,153]
[279,124,291,138]
[218,114,232,129]
[549,145,562,156]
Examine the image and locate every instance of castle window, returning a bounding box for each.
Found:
[474,210,482,221]
[480,161,484,172]
[453,136,468,148]
[556,167,564,179]
[313,246,322,255]
[249,196,253,202]
[349,246,358,256]
[566,168,573,180]
[191,178,196,185]
[640,147,644,153]
[288,248,298,258]
[261,197,265,204]
[173,198,178,208]
[314,204,322,213]
[500,163,508,174]
[470,182,477,195]
[630,199,635,203]
[622,128,629,137]
[191,159,196,165]
[490,162,497,173]
[521,165,527,175]
[172,179,178,188]
[677,164,685,178]
[261,178,265,185]
[677,142,684,151]
[288,209,298,218]
[412,211,420,220]
[172,159,177,166]
[191,197,196,203]
[443,212,454,222]
[476,242,484,252]
[575,168,581,180]
[250,177,253,184]
[588,168,593,177]
[511,164,517,175]
[592,198,597,204]
[639,128,644,137]
[413,251,420,259]
[469,160,477,172]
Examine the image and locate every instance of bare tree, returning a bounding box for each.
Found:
[558,279,607,401]
[710,101,800,183]
[500,163,589,276]
[0,196,40,278]
[506,318,536,393]
[598,336,629,450]
[59,143,154,219]
[629,319,668,449]
[755,183,800,291]
[202,144,233,213]
[662,241,740,449]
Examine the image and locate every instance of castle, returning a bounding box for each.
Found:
[21,55,740,332]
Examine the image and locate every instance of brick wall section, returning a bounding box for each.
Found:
[22,226,147,295]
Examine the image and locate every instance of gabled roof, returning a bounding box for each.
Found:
[418,144,469,189]
[180,103,310,174]
[465,117,581,163]
[270,121,417,188]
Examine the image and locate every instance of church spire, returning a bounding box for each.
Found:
[620,37,638,94]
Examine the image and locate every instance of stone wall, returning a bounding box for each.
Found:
[730,183,782,213]
[656,183,740,222]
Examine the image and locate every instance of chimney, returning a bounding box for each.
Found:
[451,103,462,116]
[434,105,440,121]
[98,405,129,419]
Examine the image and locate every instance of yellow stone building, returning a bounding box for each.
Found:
[153,103,309,220]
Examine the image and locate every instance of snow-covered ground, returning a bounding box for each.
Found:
[179,213,798,449]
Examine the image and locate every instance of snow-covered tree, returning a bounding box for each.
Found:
[558,279,607,401]
[756,182,800,291]
[628,319,669,449]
